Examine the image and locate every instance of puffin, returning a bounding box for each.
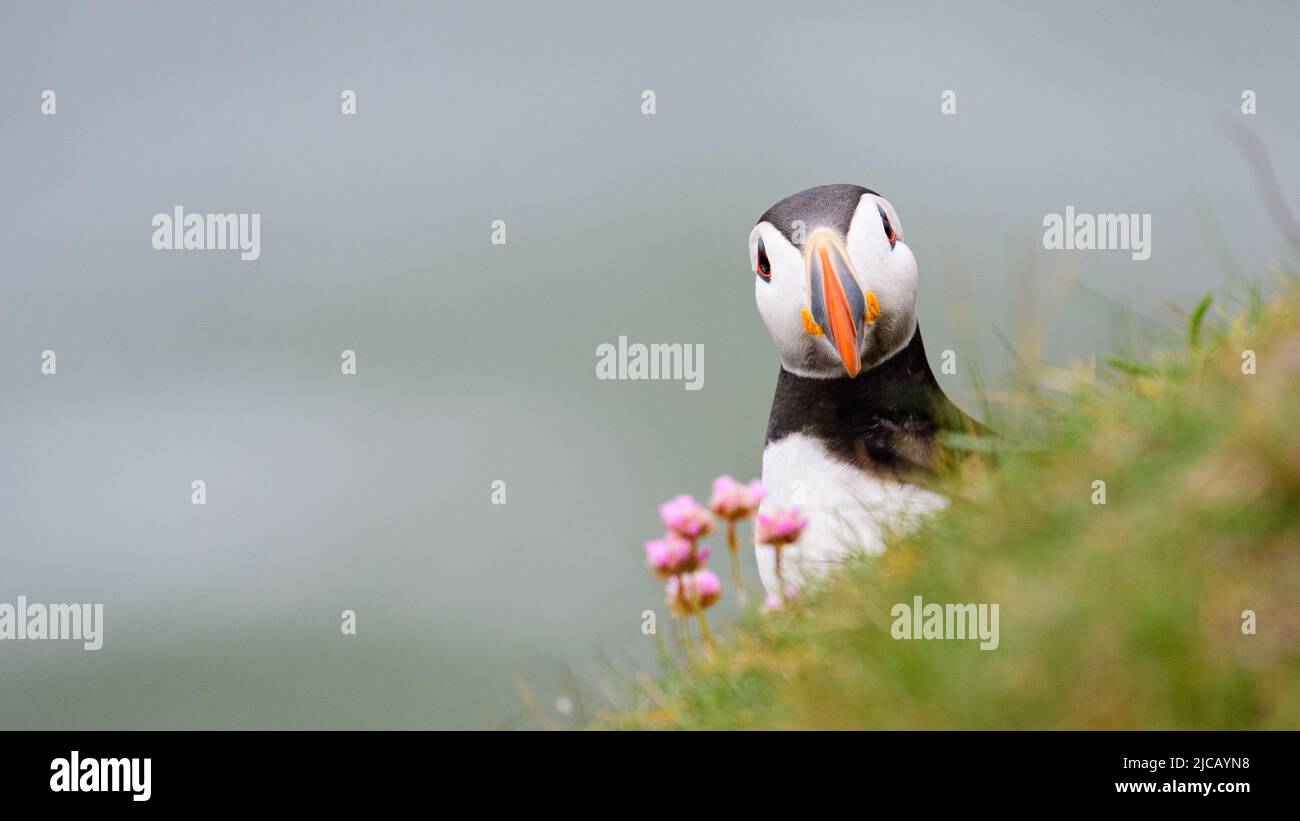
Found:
[748,184,984,598]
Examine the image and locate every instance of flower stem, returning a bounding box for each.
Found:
[694,609,714,649]
[774,545,787,605]
[726,520,744,598]
[675,613,693,651]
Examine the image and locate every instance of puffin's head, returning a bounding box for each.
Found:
[749,184,918,379]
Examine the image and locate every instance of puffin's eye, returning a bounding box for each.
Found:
[878,204,896,249]
[756,239,772,281]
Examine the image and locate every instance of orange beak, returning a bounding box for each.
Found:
[806,232,865,378]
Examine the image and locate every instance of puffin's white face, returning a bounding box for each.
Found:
[749,188,919,379]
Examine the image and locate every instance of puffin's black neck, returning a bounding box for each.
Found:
[765,327,974,477]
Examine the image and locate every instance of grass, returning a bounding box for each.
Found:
[605,279,1300,730]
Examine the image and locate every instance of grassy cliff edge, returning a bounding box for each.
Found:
[610,285,1300,730]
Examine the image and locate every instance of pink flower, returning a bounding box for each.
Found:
[763,586,798,612]
[709,475,766,520]
[659,494,715,539]
[695,569,723,607]
[644,534,709,579]
[755,508,808,547]
[666,569,723,615]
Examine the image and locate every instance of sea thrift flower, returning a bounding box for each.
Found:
[659,494,715,539]
[755,508,808,547]
[708,476,765,520]
[709,476,765,596]
[756,508,807,605]
[644,534,709,579]
[694,569,723,609]
[665,568,723,615]
[667,568,723,648]
[763,587,799,612]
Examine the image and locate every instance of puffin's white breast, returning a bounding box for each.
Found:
[756,433,946,598]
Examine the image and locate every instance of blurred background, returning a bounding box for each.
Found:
[1,0,1297,728]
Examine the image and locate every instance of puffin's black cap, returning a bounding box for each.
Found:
[758,184,879,247]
